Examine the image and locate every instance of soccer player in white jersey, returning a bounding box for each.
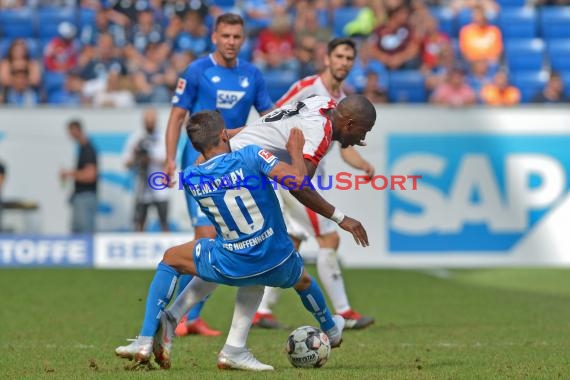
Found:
[251,38,376,330]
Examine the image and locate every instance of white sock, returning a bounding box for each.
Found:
[225,286,265,348]
[168,277,218,321]
[256,286,281,314]
[316,248,350,314]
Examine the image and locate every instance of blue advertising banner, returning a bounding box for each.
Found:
[0,235,93,267]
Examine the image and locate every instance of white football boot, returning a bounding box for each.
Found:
[217,347,274,371]
[326,315,346,348]
[115,336,153,363]
[153,311,177,369]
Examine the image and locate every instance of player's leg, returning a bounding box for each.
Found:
[315,227,375,329]
[115,240,200,363]
[174,186,220,336]
[155,200,169,232]
[217,286,274,371]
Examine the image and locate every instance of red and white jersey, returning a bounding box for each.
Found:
[276,75,346,107]
[230,95,336,167]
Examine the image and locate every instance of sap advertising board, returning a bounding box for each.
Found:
[1,107,570,268]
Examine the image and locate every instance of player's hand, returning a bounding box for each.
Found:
[164,159,176,188]
[287,128,305,155]
[361,161,375,179]
[339,216,369,247]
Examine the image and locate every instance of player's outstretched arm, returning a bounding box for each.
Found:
[340,146,375,178]
[289,188,369,247]
[164,107,188,186]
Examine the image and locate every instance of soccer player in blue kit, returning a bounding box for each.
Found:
[116,110,370,370]
[163,13,274,336]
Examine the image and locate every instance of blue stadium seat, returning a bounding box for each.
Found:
[78,7,96,29]
[548,40,570,72]
[497,0,525,7]
[429,6,456,37]
[511,70,549,102]
[332,7,361,37]
[388,70,426,103]
[38,7,76,39]
[238,37,255,61]
[505,39,545,72]
[0,39,11,58]
[0,9,35,38]
[560,71,570,97]
[211,0,236,6]
[263,69,298,102]
[0,38,39,59]
[540,7,570,39]
[43,72,66,96]
[499,7,537,39]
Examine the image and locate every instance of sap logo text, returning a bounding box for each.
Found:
[0,237,92,267]
[388,135,570,252]
[216,90,245,109]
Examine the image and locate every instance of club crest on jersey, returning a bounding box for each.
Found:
[176,78,186,94]
[216,90,246,109]
[258,149,277,164]
[239,76,249,88]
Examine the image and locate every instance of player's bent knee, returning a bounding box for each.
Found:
[162,242,197,275]
[293,270,313,291]
[317,232,340,250]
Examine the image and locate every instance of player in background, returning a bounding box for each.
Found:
[252,38,375,330]
[116,110,370,370]
[163,13,274,336]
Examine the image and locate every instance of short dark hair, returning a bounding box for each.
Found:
[215,13,244,30]
[327,38,357,56]
[67,119,82,130]
[185,110,226,154]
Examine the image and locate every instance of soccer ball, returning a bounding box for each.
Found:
[285,326,331,368]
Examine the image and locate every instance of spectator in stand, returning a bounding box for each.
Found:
[362,71,388,103]
[0,39,41,92]
[130,8,165,54]
[343,0,385,38]
[480,70,521,106]
[79,8,128,47]
[430,66,477,106]
[420,17,451,71]
[459,5,503,65]
[130,42,170,103]
[532,72,570,103]
[450,0,500,16]
[79,33,127,82]
[244,0,288,34]
[296,35,319,78]
[423,43,456,92]
[368,4,421,70]
[43,22,80,73]
[171,10,211,57]
[4,68,40,106]
[93,70,136,107]
[467,59,494,101]
[253,14,297,71]
[294,1,332,45]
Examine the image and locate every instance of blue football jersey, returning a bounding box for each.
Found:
[173,54,274,165]
[182,145,295,278]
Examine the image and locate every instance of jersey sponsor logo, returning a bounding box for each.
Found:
[176,78,186,94]
[388,134,570,253]
[216,90,246,109]
[258,149,277,164]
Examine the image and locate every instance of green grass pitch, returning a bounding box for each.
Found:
[2,267,570,379]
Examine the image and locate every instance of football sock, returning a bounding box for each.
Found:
[257,286,281,314]
[177,274,207,323]
[296,278,335,331]
[139,262,179,337]
[168,277,218,322]
[226,286,264,348]
[317,248,351,313]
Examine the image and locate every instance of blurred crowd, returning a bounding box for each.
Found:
[0,0,569,107]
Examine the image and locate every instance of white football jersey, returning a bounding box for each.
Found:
[276,75,347,178]
[230,96,336,168]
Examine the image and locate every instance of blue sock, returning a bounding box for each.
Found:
[139,262,180,337]
[296,278,335,332]
[177,274,207,323]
